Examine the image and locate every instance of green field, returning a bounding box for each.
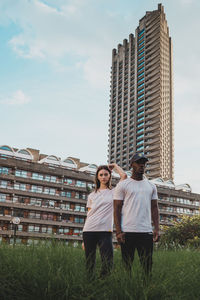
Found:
[0,243,200,300]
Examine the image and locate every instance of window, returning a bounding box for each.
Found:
[138,99,144,105]
[138,116,144,122]
[138,56,144,62]
[41,226,47,233]
[15,170,28,178]
[75,192,80,199]
[137,111,144,117]
[35,226,40,232]
[137,122,144,127]
[137,128,144,133]
[138,94,144,99]
[136,140,144,145]
[44,187,56,195]
[80,206,86,212]
[28,225,34,232]
[137,146,144,151]
[0,180,8,188]
[138,29,145,36]
[138,66,144,72]
[76,181,86,188]
[138,40,144,47]
[0,193,6,202]
[138,51,144,57]
[138,78,144,83]
[137,134,144,140]
[32,173,43,180]
[138,36,144,42]
[138,104,144,110]
[74,204,80,212]
[81,193,86,200]
[61,191,72,198]
[50,176,56,183]
[14,183,26,191]
[49,200,55,207]
[61,203,70,210]
[18,225,23,232]
[138,72,144,78]
[138,88,144,94]
[35,199,42,206]
[138,82,144,88]
[64,178,74,185]
[31,185,42,193]
[0,167,9,175]
[47,227,52,234]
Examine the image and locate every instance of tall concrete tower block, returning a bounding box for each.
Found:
[108,4,174,180]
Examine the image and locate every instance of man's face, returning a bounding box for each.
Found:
[132,158,147,174]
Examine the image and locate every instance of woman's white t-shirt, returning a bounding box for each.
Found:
[83,189,114,232]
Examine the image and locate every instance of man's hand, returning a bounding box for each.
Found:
[153,229,160,242]
[116,232,125,244]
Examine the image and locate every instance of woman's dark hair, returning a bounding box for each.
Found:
[94,165,112,192]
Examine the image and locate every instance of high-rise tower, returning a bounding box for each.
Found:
[108,4,174,180]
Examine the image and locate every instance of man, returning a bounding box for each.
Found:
[114,153,160,275]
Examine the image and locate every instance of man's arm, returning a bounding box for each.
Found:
[151,199,160,242]
[114,200,125,244]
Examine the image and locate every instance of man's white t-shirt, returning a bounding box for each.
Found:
[83,189,114,232]
[114,178,158,233]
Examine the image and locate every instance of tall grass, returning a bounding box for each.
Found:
[0,242,200,300]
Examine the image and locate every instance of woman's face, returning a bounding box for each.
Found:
[97,169,111,185]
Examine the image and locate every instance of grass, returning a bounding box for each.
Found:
[0,242,200,300]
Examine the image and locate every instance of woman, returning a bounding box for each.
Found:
[83,163,127,278]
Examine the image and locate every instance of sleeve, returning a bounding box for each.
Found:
[86,193,93,208]
[113,181,125,201]
[151,184,158,200]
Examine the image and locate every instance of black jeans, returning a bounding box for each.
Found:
[83,231,113,277]
[121,232,153,275]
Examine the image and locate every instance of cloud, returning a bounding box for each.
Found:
[1,90,31,105]
[0,0,129,88]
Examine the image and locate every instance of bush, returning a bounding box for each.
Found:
[159,215,200,249]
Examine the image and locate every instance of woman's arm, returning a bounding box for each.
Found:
[108,163,127,181]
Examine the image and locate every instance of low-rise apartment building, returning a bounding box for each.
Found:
[0,145,199,245]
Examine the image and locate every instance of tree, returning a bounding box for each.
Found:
[159,215,200,248]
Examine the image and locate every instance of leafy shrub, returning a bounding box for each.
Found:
[159,215,200,249]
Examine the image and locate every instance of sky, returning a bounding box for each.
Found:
[0,0,200,193]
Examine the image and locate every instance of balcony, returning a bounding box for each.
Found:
[145,111,160,121]
[145,123,160,133]
[0,215,84,229]
[145,136,160,145]
[145,131,160,140]
[145,143,160,152]
[145,104,160,116]
[146,15,160,30]
[0,230,83,241]
[147,157,160,164]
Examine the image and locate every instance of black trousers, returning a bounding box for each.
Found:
[83,231,113,277]
[121,232,153,275]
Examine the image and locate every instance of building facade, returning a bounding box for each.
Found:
[0,145,199,245]
[108,4,174,180]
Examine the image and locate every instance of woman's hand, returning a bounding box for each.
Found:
[109,163,127,181]
[108,163,116,171]
[82,242,85,250]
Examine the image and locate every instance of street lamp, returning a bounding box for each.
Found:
[11,217,20,246]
